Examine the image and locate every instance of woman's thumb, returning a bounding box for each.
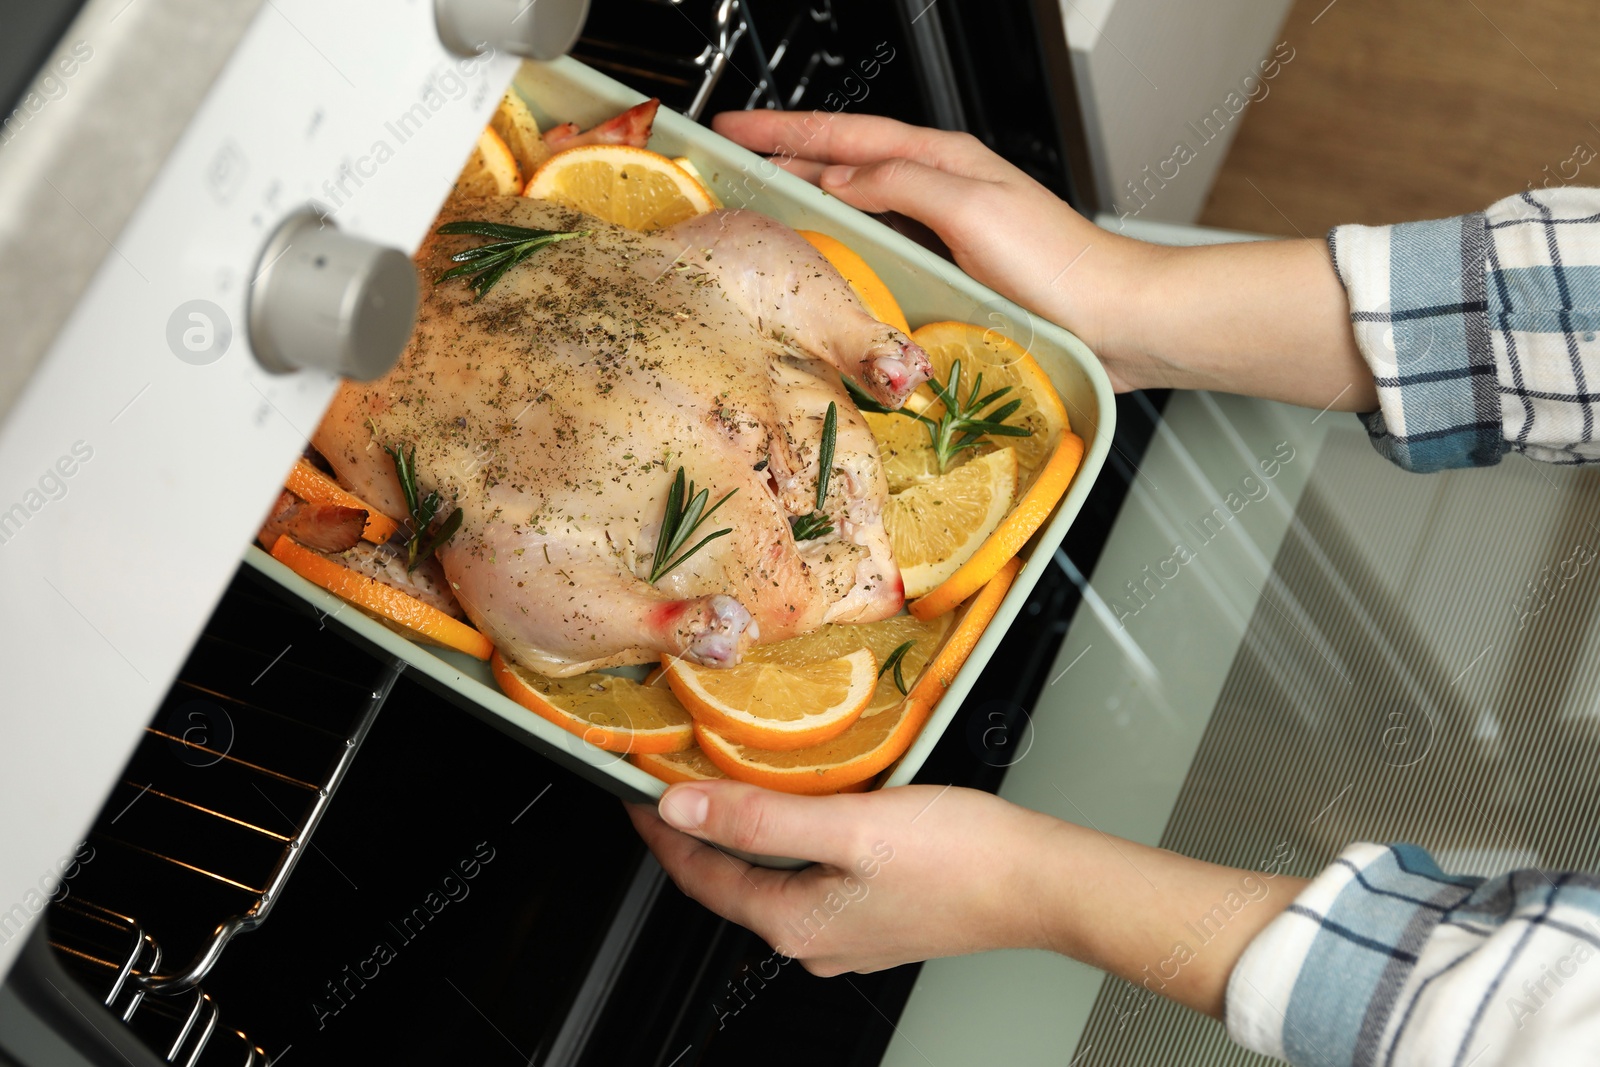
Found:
[659,780,855,863]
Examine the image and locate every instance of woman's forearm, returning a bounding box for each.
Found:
[1090,236,1377,414]
[1023,813,1308,1019]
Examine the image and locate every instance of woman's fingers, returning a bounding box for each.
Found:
[625,801,787,929]
[711,110,1010,181]
[817,157,990,240]
[656,780,868,865]
[769,155,829,185]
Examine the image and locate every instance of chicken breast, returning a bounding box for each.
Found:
[313,196,930,676]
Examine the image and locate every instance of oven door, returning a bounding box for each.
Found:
[0,0,591,989]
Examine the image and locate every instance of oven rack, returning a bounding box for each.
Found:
[573,0,843,120]
[9,570,402,1065]
[65,575,402,996]
[47,902,265,1067]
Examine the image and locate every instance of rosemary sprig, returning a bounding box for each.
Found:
[651,467,737,583]
[841,360,1032,473]
[434,220,590,301]
[790,402,837,541]
[377,433,463,572]
[879,639,916,696]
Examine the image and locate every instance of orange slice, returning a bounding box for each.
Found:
[796,230,912,336]
[866,409,944,492]
[283,459,398,544]
[743,612,951,716]
[887,447,1018,598]
[270,535,494,659]
[909,321,1072,493]
[696,558,1020,793]
[490,89,551,184]
[454,126,523,199]
[902,322,1084,619]
[524,145,714,231]
[672,157,723,208]
[662,647,877,751]
[629,746,870,792]
[492,651,693,754]
[630,746,726,784]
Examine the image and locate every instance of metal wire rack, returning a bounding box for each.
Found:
[572,0,843,120]
[36,571,401,1064]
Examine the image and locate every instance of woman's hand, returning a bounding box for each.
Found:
[626,781,1056,975]
[712,110,1151,391]
[711,110,1376,414]
[629,779,1309,1018]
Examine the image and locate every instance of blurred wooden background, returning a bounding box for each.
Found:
[1200,0,1598,236]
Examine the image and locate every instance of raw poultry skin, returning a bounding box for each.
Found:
[314,196,931,676]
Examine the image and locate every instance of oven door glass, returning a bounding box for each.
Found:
[884,382,1600,1065]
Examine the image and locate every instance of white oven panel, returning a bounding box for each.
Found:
[0,0,516,978]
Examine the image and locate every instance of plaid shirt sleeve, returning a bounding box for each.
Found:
[1330,188,1600,472]
[1226,843,1600,1066]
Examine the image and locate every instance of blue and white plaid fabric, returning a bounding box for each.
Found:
[1331,188,1600,472]
[1223,190,1600,1065]
[1228,843,1600,1065]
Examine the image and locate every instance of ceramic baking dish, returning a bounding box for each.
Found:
[242,56,1115,812]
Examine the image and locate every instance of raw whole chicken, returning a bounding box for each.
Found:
[313,196,931,676]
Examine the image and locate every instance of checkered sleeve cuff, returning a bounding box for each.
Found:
[1329,213,1502,472]
[1330,189,1600,473]
[1228,842,1600,1066]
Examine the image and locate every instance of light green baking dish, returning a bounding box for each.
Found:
[242,56,1115,820]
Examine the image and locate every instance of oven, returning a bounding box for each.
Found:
[1,1,1125,1064]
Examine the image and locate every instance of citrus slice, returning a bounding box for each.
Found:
[524,145,714,231]
[696,558,1020,793]
[887,447,1018,599]
[864,410,942,492]
[492,651,693,754]
[672,157,723,208]
[630,746,727,784]
[909,320,1075,497]
[662,647,877,751]
[270,534,494,659]
[629,744,869,792]
[901,321,1086,619]
[454,126,523,199]
[284,459,398,544]
[796,230,912,337]
[491,89,551,183]
[744,613,951,716]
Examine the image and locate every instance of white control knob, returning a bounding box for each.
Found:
[434,0,590,60]
[248,210,418,381]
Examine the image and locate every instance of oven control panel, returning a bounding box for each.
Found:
[0,0,525,981]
